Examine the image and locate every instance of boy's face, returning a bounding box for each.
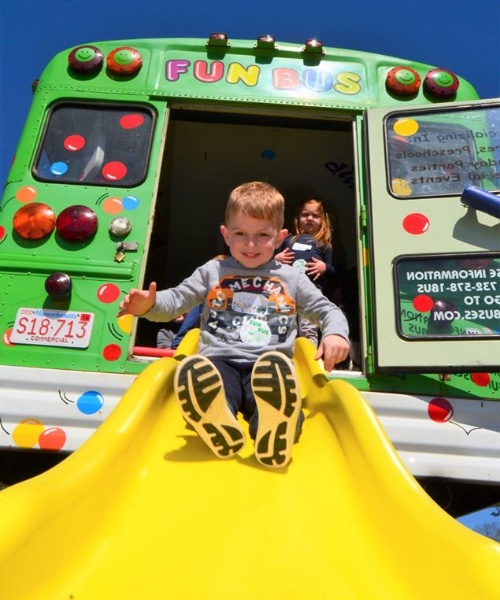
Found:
[220,210,287,269]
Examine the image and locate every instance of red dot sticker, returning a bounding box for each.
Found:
[428,398,453,423]
[471,373,490,387]
[64,134,86,151]
[39,427,66,451]
[103,344,122,361]
[412,294,434,313]
[97,283,121,303]
[403,213,430,235]
[102,161,127,181]
[120,114,145,129]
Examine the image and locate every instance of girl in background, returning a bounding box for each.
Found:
[275,198,337,346]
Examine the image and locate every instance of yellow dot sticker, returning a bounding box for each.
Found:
[393,118,419,137]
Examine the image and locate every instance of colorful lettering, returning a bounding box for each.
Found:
[193,60,224,83]
[272,68,301,89]
[165,60,190,82]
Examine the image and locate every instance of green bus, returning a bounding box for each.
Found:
[1,34,499,490]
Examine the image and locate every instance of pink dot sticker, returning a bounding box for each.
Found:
[428,398,453,423]
[102,161,127,181]
[64,134,86,151]
[412,294,434,313]
[402,213,430,235]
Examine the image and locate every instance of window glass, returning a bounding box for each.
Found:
[34,103,155,187]
[386,107,500,198]
[395,254,500,339]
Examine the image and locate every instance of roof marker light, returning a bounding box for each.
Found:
[13,203,56,240]
[301,39,325,55]
[207,33,230,48]
[386,66,421,96]
[68,45,104,74]
[424,68,459,98]
[255,35,276,50]
[107,47,143,76]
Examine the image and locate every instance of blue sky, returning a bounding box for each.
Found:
[1,0,499,186]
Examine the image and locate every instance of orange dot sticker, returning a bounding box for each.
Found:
[15,185,38,203]
[102,197,123,214]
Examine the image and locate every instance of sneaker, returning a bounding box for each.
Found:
[174,355,245,458]
[251,352,302,468]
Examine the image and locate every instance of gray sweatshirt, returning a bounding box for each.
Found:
[145,257,349,363]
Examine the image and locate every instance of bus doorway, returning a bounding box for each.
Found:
[137,107,360,350]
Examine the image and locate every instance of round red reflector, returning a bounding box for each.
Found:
[45,272,72,299]
[424,69,459,98]
[107,47,142,76]
[13,203,56,240]
[386,66,421,96]
[68,45,104,73]
[56,205,98,242]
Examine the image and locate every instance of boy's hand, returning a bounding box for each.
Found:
[118,281,157,317]
[315,334,350,372]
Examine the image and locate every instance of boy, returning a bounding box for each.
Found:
[118,182,350,468]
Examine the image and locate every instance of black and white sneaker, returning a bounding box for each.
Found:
[251,352,302,468]
[174,355,245,459]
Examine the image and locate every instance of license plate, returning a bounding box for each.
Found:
[11,308,94,348]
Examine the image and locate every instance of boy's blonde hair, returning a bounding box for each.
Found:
[226,181,284,229]
[293,198,332,247]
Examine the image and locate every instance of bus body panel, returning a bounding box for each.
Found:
[0,36,498,484]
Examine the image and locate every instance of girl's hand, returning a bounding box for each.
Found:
[306,257,326,280]
[118,281,157,317]
[315,334,350,372]
[275,248,295,265]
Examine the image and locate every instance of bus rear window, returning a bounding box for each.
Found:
[34,103,155,187]
[386,106,500,198]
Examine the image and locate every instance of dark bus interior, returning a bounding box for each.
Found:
[136,107,360,352]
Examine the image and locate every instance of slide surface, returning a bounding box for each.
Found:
[0,333,499,599]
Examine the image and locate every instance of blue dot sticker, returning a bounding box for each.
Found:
[261,150,276,160]
[76,390,104,415]
[122,195,140,210]
[50,162,68,176]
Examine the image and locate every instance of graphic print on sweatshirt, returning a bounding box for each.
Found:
[206,275,296,347]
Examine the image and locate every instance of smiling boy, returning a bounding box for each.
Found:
[118,181,349,467]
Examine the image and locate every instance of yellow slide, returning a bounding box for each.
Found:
[0,333,499,599]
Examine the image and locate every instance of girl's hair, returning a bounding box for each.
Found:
[226,181,284,229]
[293,198,332,247]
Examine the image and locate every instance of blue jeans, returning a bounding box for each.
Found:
[210,358,304,441]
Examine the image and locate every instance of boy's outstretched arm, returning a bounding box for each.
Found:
[315,334,350,372]
[118,281,157,317]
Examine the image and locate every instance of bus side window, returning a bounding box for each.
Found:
[33,103,155,187]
